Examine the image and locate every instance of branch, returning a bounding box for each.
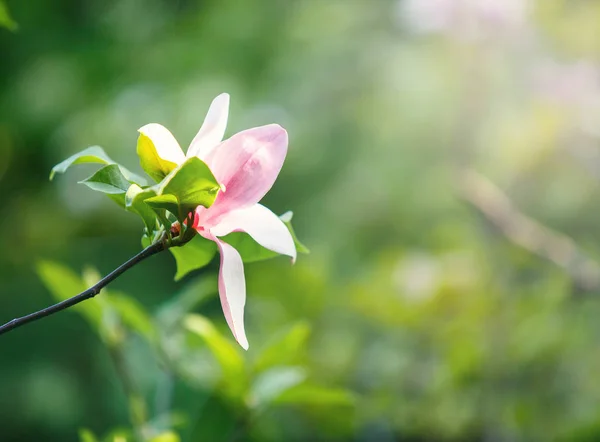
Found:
[458,168,600,291]
[0,239,167,336]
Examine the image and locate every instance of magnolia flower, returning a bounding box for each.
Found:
[138,93,296,349]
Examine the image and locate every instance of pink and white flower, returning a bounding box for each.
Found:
[138,93,296,349]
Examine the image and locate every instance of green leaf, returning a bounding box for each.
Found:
[145,157,220,221]
[79,165,152,211]
[78,428,99,442]
[80,164,134,194]
[137,131,179,182]
[274,385,356,407]
[125,184,159,232]
[184,314,245,381]
[221,212,309,263]
[105,293,156,342]
[0,1,17,31]
[170,234,217,281]
[36,261,102,329]
[50,145,146,185]
[149,432,180,442]
[144,194,179,216]
[248,366,307,408]
[253,321,311,372]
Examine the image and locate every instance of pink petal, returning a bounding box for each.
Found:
[214,238,249,350]
[210,204,297,261]
[138,123,185,165]
[187,93,230,159]
[205,124,288,217]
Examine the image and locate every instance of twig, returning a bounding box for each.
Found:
[0,238,167,336]
[458,168,600,290]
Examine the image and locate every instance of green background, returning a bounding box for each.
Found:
[2,0,600,441]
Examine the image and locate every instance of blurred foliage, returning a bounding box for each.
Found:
[0,1,16,31]
[37,261,350,442]
[3,0,600,441]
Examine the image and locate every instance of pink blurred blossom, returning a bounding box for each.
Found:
[399,0,530,40]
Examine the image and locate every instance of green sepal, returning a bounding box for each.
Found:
[144,157,220,222]
[169,234,217,281]
[50,145,147,185]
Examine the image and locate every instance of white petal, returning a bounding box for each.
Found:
[211,204,297,262]
[187,93,230,159]
[138,123,185,165]
[215,238,249,350]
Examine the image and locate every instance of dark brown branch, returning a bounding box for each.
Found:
[0,239,167,336]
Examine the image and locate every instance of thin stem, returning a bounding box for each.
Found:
[0,238,167,336]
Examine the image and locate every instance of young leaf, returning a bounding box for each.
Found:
[50,145,147,185]
[137,130,180,182]
[145,157,220,221]
[80,164,133,194]
[169,235,217,281]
